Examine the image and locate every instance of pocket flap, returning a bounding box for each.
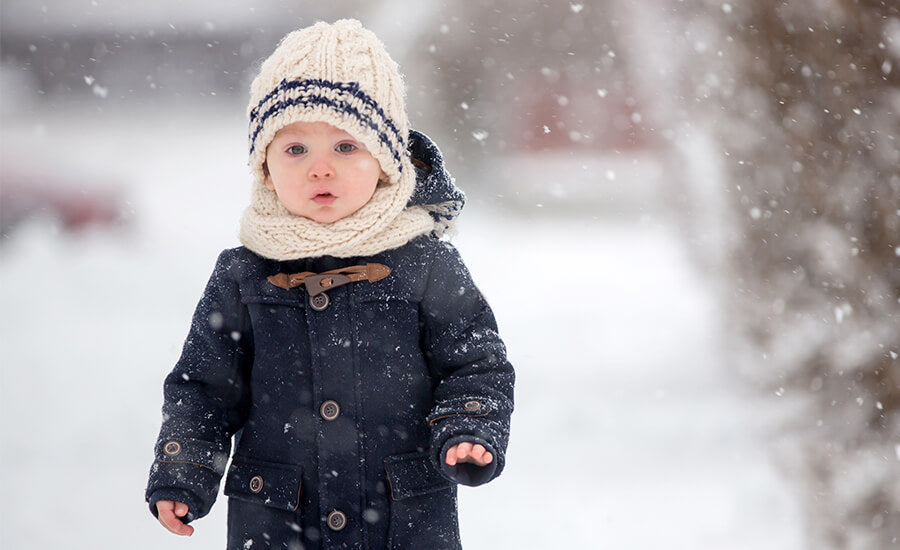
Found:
[156,437,229,475]
[224,456,302,511]
[383,450,453,501]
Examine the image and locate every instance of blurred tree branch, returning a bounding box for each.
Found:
[704,1,899,547]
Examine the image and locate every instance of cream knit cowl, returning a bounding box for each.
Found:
[238,176,435,260]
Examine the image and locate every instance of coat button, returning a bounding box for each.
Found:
[310,293,329,311]
[327,510,347,531]
[464,400,482,412]
[249,475,264,494]
[162,441,182,457]
[320,400,340,421]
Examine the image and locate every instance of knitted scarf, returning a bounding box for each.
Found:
[238,169,434,260]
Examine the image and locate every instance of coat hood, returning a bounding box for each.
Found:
[407,129,466,235]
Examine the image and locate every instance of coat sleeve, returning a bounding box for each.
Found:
[145,249,253,522]
[420,241,515,487]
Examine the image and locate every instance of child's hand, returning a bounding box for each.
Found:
[445,442,493,467]
[156,500,194,536]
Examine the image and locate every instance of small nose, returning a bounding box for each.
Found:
[308,157,334,180]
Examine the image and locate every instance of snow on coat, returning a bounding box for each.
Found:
[145,131,515,549]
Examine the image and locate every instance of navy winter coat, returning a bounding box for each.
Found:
[146,131,515,549]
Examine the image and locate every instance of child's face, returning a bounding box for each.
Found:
[264,121,385,224]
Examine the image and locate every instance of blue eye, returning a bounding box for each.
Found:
[287,144,307,155]
[336,142,357,153]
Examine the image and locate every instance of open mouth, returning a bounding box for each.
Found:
[312,192,337,205]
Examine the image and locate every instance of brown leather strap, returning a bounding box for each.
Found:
[411,157,432,173]
[267,263,391,296]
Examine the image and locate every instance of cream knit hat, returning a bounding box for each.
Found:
[240,19,434,260]
[247,18,410,189]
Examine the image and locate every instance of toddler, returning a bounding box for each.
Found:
[145,19,515,550]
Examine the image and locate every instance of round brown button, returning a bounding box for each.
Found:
[320,400,340,421]
[163,441,182,457]
[310,294,329,311]
[249,475,264,494]
[464,400,482,412]
[327,510,347,531]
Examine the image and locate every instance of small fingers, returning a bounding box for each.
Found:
[445,442,494,467]
[469,444,486,461]
[174,502,189,517]
[466,444,493,466]
[445,443,459,465]
[157,501,194,536]
[445,454,456,466]
[455,441,474,461]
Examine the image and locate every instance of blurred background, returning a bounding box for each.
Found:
[1,1,897,548]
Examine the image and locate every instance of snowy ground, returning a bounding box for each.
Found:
[0,105,803,549]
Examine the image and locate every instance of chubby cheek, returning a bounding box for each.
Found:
[264,167,300,196]
[352,158,383,189]
[352,178,380,207]
[350,157,381,180]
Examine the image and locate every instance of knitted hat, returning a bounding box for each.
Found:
[239,19,434,260]
[247,18,410,190]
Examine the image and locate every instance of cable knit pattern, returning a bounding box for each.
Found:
[240,19,435,260]
[240,198,434,259]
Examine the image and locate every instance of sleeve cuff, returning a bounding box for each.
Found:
[437,435,498,487]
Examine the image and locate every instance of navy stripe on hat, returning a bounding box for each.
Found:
[249,79,405,173]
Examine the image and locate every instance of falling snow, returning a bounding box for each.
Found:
[6,2,893,548]
[92,84,109,98]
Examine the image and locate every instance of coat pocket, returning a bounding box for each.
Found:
[383,450,460,550]
[224,456,302,512]
[384,450,453,500]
